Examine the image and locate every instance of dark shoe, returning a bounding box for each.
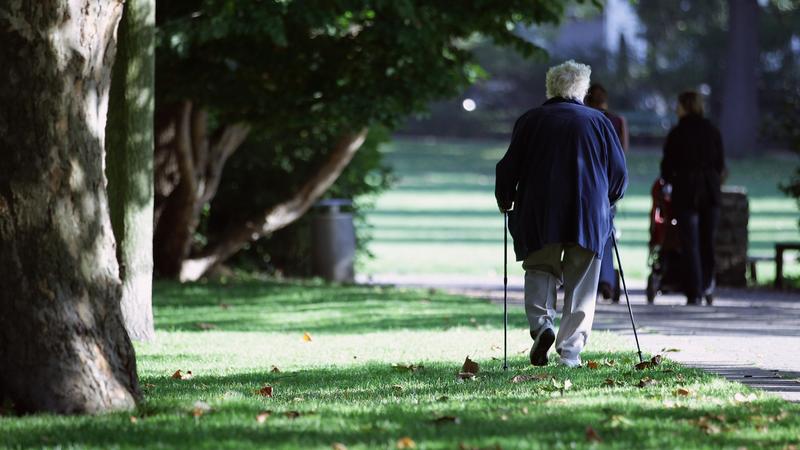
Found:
[687,297,701,306]
[705,295,713,306]
[598,282,613,300]
[529,328,555,366]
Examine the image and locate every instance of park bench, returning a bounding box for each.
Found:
[774,242,800,289]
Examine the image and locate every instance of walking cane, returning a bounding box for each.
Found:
[503,211,509,371]
[611,232,644,364]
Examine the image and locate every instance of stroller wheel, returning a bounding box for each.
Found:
[705,294,713,306]
[646,274,657,304]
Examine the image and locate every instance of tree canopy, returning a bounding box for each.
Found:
[153,0,582,280]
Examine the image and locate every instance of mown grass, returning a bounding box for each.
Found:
[361,137,800,282]
[1,279,798,449]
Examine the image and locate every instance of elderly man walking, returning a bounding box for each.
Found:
[495,60,628,367]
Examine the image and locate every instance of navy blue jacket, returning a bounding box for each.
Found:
[495,98,628,261]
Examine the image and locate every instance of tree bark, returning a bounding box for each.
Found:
[106,0,156,342]
[720,0,760,157]
[0,0,140,413]
[179,129,368,282]
[152,102,250,278]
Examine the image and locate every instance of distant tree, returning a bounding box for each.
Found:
[0,1,140,413]
[719,0,760,157]
[636,0,728,116]
[637,0,800,150]
[106,0,157,341]
[154,0,577,281]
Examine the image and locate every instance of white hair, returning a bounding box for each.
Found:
[545,60,591,101]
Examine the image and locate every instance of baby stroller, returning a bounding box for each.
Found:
[645,178,685,304]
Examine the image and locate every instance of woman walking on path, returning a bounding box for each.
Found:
[660,91,727,306]
[584,83,629,301]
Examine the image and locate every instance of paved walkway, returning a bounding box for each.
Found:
[360,274,800,402]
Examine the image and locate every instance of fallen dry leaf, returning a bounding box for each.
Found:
[586,426,603,443]
[661,348,681,353]
[587,360,599,370]
[171,370,193,380]
[637,377,657,388]
[491,344,502,351]
[675,388,692,396]
[694,416,721,435]
[129,416,138,424]
[603,378,619,387]
[392,384,403,392]
[256,411,271,423]
[285,411,301,419]
[191,400,211,417]
[258,385,274,397]
[332,443,348,450]
[609,415,633,428]
[461,356,480,375]
[270,366,281,373]
[510,374,548,383]
[734,392,757,403]
[457,372,476,380]
[392,363,424,372]
[604,359,616,367]
[432,415,461,425]
[196,322,216,330]
[635,355,662,371]
[219,303,230,310]
[303,332,313,342]
[521,406,529,415]
[396,436,416,449]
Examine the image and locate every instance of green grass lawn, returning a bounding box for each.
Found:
[2,279,799,449]
[361,137,800,282]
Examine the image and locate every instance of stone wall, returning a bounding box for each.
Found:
[715,187,749,286]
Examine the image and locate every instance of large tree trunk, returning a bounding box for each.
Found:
[179,130,368,282]
[152,102,250,278]
[106,0,156,342]
[720,0,760,157]
[0,0,140,413]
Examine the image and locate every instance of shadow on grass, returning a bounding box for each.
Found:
[2,355,798,449]
[153,280,531,333]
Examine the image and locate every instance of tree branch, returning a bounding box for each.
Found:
[179,128,368,281]
[200,123,251,206]
[173,101,197,195]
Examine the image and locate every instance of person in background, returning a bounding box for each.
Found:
[584,83,629,300]
[495,61,628,367]
[660,91,726,306]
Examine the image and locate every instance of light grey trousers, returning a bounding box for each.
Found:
[523,243,602,360]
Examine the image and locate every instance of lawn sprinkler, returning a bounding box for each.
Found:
[502,211,509,371]
[611,232,644,364]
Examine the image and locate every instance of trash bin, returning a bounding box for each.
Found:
[311,199,356,282]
